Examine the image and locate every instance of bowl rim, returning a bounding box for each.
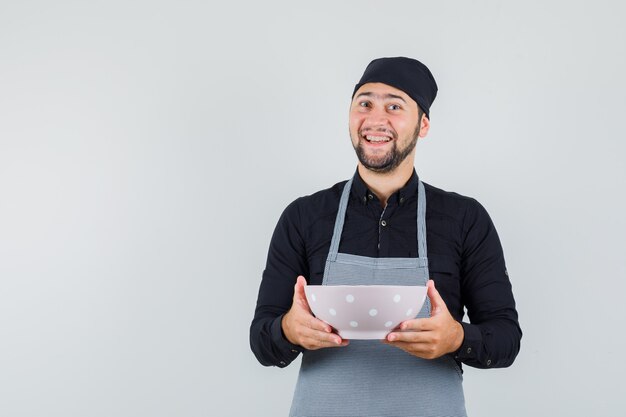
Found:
[304,284,427,288]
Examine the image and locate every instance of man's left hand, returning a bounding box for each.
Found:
[384,279,464,359]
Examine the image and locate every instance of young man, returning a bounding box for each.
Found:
[250,57,521,417]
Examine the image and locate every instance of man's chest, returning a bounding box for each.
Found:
[303,206,463,286]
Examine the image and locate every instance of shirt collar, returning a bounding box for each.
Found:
[351,168,420,206]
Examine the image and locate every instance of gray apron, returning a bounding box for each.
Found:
[289,177,467,417]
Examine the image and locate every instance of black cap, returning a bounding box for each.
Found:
[352,57,438,119]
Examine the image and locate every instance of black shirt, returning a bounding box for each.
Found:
[250,169,521,370]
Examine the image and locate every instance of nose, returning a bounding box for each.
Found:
[362,107,390,130]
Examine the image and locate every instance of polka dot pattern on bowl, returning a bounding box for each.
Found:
[304,285,428,339]
[321,293,414,332]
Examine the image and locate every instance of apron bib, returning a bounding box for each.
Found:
[289,177,466,417]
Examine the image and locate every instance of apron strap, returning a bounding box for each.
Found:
[417,180,428,264]
[326,177,353,262]
[326,176,428,264]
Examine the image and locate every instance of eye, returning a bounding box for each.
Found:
[359,101,370,108]
[387,104,401,111]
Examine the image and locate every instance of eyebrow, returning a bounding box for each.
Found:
[355,92,407,103]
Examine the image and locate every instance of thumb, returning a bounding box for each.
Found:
[293,275,311,311]
[427,279,447,316]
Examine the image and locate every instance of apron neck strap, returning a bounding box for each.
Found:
[327,177,353,262]
[327,175,428,262]
[417,180,428,261]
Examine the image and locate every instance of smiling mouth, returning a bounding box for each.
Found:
[362,134,392,143]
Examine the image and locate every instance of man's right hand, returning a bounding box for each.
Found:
[281,276,350,350]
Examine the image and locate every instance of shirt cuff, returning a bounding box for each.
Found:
[454,322,482,362]
[270,314,303,367]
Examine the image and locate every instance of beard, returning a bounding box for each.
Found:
[352,123,421,173]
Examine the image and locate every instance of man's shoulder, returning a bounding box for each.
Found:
[282,179,347,228]
[298,179,348,205]
[423,181,476,203]
[422,181,490,226]
[423,181,484,217]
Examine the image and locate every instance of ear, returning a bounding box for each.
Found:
[418,114,430,138]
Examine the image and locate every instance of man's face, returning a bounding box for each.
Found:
[349,82,429,174]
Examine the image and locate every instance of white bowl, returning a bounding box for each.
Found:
[304,285,428,340]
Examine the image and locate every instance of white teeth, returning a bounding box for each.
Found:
[365,135,391,142]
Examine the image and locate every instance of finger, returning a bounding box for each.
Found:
[306,315,333,333]
[398,317,431,332]
[325,339,350,348]
[386,330,433,343]
[384,340,437,358]
[302,329,347,348]
[427,279,447,316]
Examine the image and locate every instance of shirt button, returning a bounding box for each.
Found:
[291,349,298,353]
[362,196,367,203]
[279,361,286,366]
[368,194,374,200]
[467,347,472,354]
[487,359,492,366]
[381,220,387,227]
[400,197,405,204]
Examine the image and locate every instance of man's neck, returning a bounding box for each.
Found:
[357,159,415,208]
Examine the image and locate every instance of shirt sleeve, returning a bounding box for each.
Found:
[453,199,522,369]
[250,198,308,367]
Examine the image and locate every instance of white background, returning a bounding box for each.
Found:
[1,1,625,416]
